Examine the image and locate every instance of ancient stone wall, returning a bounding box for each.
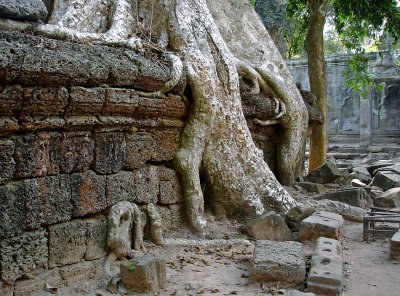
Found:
[0,31,188,294]
[287,52,400,143]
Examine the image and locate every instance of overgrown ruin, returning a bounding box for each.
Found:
[0,1,399,295]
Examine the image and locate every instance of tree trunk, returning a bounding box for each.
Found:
[39,0,308,232]
[306,0,329,172]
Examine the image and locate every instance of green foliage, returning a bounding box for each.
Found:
[344,52,383,98]
[250,0,255,8]
[285,0,308,58]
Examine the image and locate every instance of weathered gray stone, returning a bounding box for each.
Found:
[85,215,108,260]
[106,170,135,206]
[156,204,186,235]
[390,231,400,260]
[0,181,25,239]
[0,139,15,185]
[298,211,344,242]
[244,211,292,241]
[159,166,183,205]
[0,229,48,284]
[70,170,106,217]
[366,160,395,176]
[0,283,13,296]
[314,188,372,209]
[59,261,96,287]
[120,256,167,293]
[351,166,372,184]
[373,187,400,208]
[13,268,62,296]
[0,0,48,22]
[60,132,94,173]
[14,133,61,178]
[48,220,86,268]
[306,162,341,184]
[134,165,159,204]
[371,171,400,191]
[25,175,72,229]
[250,240,306,288]
[376,163,400,175]
[94,132,126,174]
[295,181,325,193]
[351,178,367,188]
[316,200,366,222]
[306,237,343,296]
[285,206,316,232]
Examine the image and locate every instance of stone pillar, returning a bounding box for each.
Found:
[360,93,372,147]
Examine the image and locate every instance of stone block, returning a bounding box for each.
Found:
[85,215,108,260]
[306,162,341,184]
[94,132,126,174]
[14,133,61,178]
[250,240,306,288]
[373,187,400,208]
[0,181,26,239]
[67,87,105,115]
[106,170,135,206]
[390,231,400,260]
[314,188,372,209]
[60,132,94,173]
[159,166,183,205]
[0,85,23,117]
[316,200,366,223]
[295,181,325,193]
[286,291,316,296]
[48,220,86,268]
[285,206,316,232]
[120,256,167,293]
[351,166,372,184]
[0,0,48,22]
[0,139,15,185]
[25,175,72,229]
[59,261,95,287]
[366,160,395,176]
[13,268,62,296]
[150,130,180,162]
[103,88,139,114]
[351,178,367,187]
[133,165,159,204]
[155,204,186,235]
[125,132,154,170]
[371,171,400,191]
[306,237,343,296]
[298,211,344,242]
[20,87,68,122]
[70,170,106,217]
[0,229,48,284]
[244,211,292,241]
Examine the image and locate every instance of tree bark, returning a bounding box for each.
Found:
[306,0,329,172]
[37,0,308,233]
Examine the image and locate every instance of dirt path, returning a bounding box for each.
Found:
[342,222,400,296]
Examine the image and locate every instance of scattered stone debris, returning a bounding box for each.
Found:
[315,200,366,222]
[306,162,341,184]
[243,211,292,241]
[373,187,400,208]
[350,166,372,184]
[371,171,400,191]
[298,211,344,242]
[250,240,306,288]
[295,181,325,193]
[306,237,343,296]
[286,291,317,296]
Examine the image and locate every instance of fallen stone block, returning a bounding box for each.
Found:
[351,166,372,184]
[298,211,344,242]
[351,178,367,188]
[316,200,366,222]
[366,160,395,176]
[390,231,400,260]
[374,163,400,175]
[314,188,372,209]
[250,240,306,288]
[306,237,343,296]
[306,162,341,184]
[371,171,400,191]
[120,256,167,293]
[286,291,316,296]
[373,187,400,208]
[244,211,292,241]
[295,181,325,193]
